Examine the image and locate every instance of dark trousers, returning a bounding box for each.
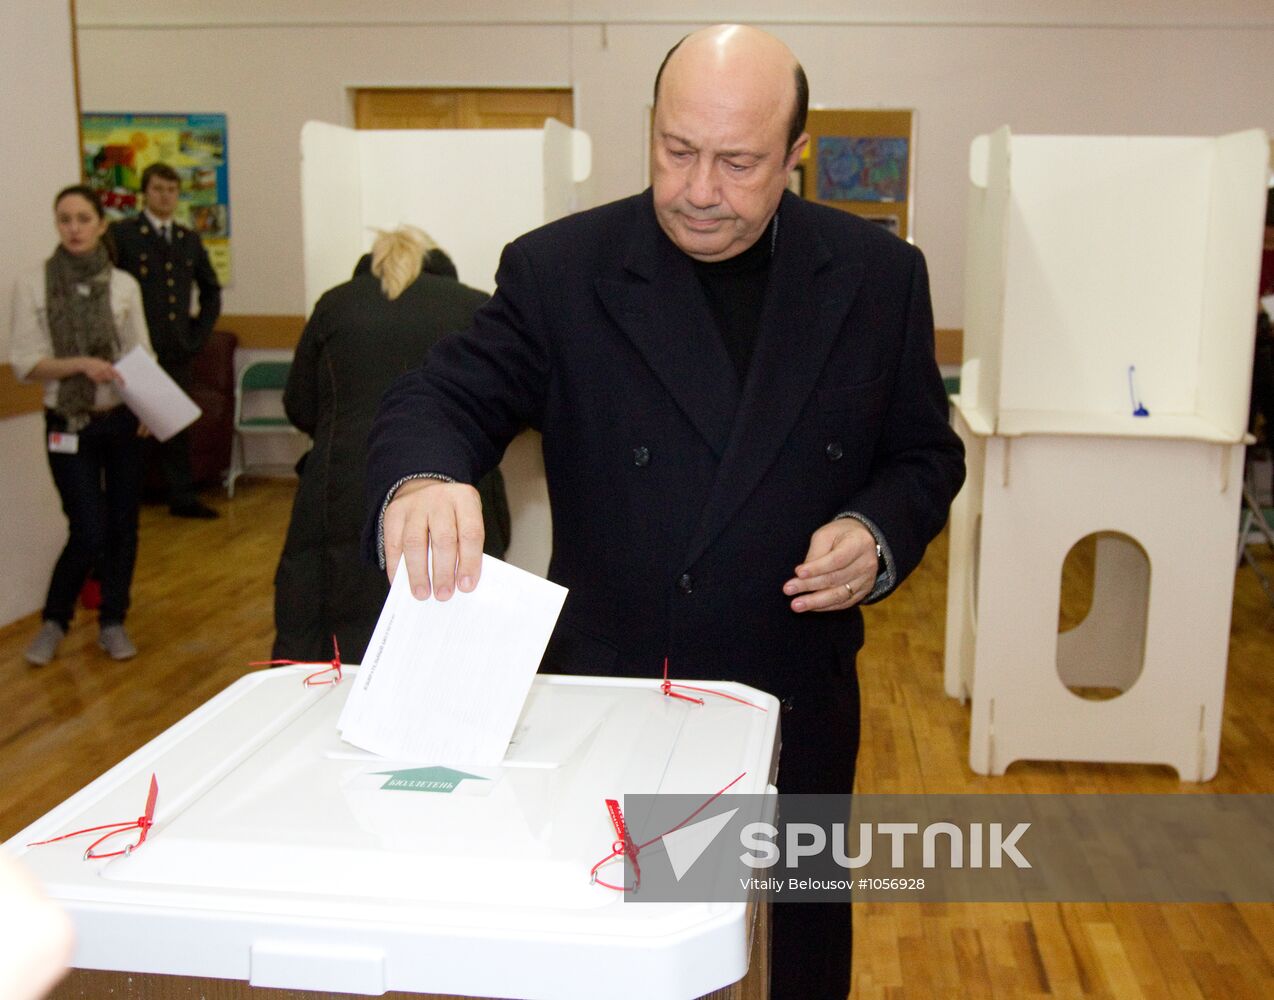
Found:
[156,357,198,506]
[43,407,143,628]
[769,655,860,1000]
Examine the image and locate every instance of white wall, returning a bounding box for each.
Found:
[0,1,82,627]
[75,2,1274,328]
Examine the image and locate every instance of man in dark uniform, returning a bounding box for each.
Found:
[111,162,222,518]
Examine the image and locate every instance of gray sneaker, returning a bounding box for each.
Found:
[99,624,137,660]
[24,621,66,666]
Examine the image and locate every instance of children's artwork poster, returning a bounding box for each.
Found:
[81,112,232,286]
[816,137,909,203]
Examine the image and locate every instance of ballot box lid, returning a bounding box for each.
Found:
[7,669,779,1000]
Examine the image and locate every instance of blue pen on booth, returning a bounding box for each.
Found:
[1128,365,1150,417]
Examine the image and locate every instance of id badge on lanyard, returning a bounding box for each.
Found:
[48,431,79,454]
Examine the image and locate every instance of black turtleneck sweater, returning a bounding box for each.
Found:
[691,218,775,385]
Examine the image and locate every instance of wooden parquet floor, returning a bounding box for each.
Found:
[2,477,1272,999]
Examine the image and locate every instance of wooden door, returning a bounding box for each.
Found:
[353,88,573,130]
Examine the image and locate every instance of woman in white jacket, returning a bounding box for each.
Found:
[11,185,154,665]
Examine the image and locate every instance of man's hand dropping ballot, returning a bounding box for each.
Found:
[337,554,567,765]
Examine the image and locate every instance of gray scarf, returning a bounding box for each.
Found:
[44,243,119,431]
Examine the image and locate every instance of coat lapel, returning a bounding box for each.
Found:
[684,193,866,565]
[594,197,740,458]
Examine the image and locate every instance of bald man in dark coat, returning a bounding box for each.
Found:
[365,25,964,999]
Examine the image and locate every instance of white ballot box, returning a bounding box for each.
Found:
[7,668,779,1000]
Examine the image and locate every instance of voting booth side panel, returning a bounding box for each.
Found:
[963,127,1267,436]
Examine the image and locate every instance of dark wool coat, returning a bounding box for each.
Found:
[273,270,510,663]
[365,190,965,796]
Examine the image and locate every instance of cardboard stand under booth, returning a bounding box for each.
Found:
[300,118,594,581]
[944,127,1268,781]
[11,669,779,1000]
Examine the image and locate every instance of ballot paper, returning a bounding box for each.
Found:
[337,554,568,765]
[113,345,202,441]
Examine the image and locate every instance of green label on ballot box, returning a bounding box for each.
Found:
[373,766,487,794]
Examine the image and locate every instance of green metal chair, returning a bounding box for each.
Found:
[225,360,300,497]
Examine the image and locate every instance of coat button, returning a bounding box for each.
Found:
[167,278,175,287]
[168,312,177,321]
[677,573,693,594]
[165,262,173,271]
[781,695,796,713]
[825,441,844,461]
[633,446,650,467]
[169,295,177,303]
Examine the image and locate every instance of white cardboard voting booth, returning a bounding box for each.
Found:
[300,120,593,579]
[10,668,779,1000]
[944,127,1268,781]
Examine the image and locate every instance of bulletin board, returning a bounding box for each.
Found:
[81,112,232,286]
[801,109,914,241]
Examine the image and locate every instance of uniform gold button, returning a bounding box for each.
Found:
[168,312,177,321]
[168,295,177,303]
[140,266,148,276]
[167,278,174,287]
[165,262,173,271]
